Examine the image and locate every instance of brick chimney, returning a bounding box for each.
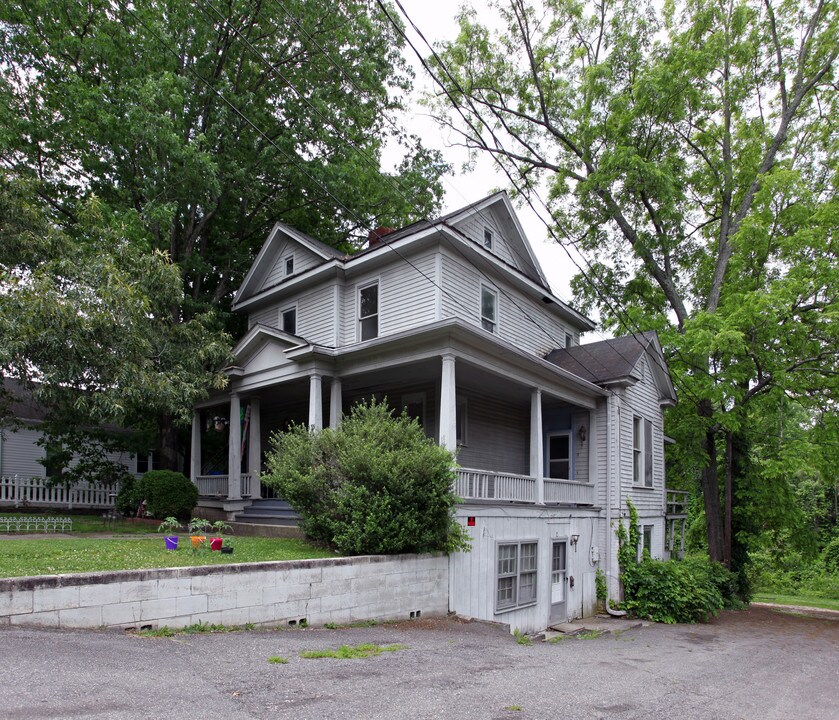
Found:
[367,226,395,248]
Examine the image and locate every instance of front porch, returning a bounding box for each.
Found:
[192,357,602,514]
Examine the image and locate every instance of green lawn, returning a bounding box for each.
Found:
[0,536,336,578]
[752,593,839,612]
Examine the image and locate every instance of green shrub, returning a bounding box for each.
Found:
[262,399,470,555]
[123,470,198,520]
[617,499,736,623]
[821,536,839,574]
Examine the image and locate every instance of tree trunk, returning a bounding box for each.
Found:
[724,431,733,569]
[699,400,724,562]
[158,414,180,472]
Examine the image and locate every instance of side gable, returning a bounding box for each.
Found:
[235,223,344,307]
[441,192,549,289]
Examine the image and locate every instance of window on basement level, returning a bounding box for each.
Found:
[483,228,493,249]
[284,255,294,276]
[281,307,297,335]
[359,282,379,340]
[481,285,497,333]
[639,524,653,559]
[496,541,538,612]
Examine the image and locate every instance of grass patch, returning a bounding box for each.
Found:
[299,643,407,660]
[577,630,604,640]
[752,593,839,612]
[513,628,532,645]
[268,656,289,664]
[504,706,523,712]
[137,622,249,637]
[0,536,336,577]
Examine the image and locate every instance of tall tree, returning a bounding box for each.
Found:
[429,0,837,572]
[0,0,446,467]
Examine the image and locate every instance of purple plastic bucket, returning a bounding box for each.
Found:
[164,536,179,551]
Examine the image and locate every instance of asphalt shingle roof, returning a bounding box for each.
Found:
[545,331,658,385]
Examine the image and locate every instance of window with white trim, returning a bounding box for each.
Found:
[547,433,571,479]
[358,282,379,340]
[136,452,157,475]
[639,524,653,559]
[481,285,497,334]
[496,541,538,612]
[633,416,653,487]
[284,255,294,277]
[456,397,467,446]
[281,307,297,335]
[483,228,493,249]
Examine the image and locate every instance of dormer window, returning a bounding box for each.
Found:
[481,285,497,333]
[483,228,493,250]
[284,255,294,277]
[359,281,379,340]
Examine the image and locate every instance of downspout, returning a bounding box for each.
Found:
[605,393,626,617]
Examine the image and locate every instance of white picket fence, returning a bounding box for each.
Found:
[0,475,119,510]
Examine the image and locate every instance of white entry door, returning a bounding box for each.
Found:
[550,540,567,623]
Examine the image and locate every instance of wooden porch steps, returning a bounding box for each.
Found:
[235,498,301,527]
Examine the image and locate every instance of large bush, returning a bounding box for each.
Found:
[262,400,470,555]
[617,499,737,623]
[116,470,197,520]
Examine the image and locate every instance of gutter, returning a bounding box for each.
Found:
[604,393,626,617]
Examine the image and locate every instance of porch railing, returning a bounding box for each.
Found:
[544,478,595,505]
[0,475,118,510]
[455,468,536,503]
[666,489,689,517]
[195,473,253,499]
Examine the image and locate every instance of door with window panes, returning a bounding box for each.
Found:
[550,540,568,622]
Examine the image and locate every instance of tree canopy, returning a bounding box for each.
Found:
[429,0,837,575]
[0,0,447,468]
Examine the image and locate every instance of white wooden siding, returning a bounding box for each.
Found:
[258,239,324,293]
[340,250,437,346]
[441,252,571,357]
[456,392,529,475]
[297,286,336,346]
[453,214,519,269]
[248,305,278,330]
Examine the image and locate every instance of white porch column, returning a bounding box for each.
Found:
[439,354,457,451]
[228,393,242,500]
[530,388,545,504]
[329,377,342,429]
[248,397,261,499]
[309,374,323,430]
[190,411,201,484]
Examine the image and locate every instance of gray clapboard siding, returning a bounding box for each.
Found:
[0,426,45,477]
[248,305,278,330]
[572,411,589,483]
[453,213,519,269]
[259,238,325,293]
[441,253,572,357]
[297,286,336,346]
[340,251,437,346]
[455,391,529,475]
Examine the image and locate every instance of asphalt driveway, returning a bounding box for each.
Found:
[1,606,836,720]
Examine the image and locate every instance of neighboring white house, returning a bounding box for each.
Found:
[189,191,681,633]
[0,378,151,509]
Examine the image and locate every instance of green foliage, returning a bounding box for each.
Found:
[130,471,198,521]
[268,656,289,665]
[595,568,608,602]
[156,517,181,535]
[822,536,839,575]
[618,500,737,623]
[432,0,838,576]
[512,628,532,645]
[263,400,470,555]
[299,643,407,660]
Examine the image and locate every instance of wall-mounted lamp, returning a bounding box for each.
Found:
[578,425,587,443]
[206,416,229,433]
[570,534,580,549]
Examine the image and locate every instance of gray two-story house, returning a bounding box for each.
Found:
[190,192,678,633]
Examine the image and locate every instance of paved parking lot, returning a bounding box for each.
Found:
[1,606,836,719]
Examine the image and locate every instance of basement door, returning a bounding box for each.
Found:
[550,540,568,623]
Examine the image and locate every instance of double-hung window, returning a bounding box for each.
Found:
[547,433,571,480]
[496,541,538,612]
[281,307,297,335]
[481,285,497,334]
[359,282,379,340]
[633,416,653,487]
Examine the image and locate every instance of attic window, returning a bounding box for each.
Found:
[284,255,294,277]
[483,228,493,250]
[565,332,573,348]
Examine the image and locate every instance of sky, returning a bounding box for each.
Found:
[384,0,583,306]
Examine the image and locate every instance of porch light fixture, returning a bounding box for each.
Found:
[206,416,229,433]
[578,425,587,443]
[570,534,580,549]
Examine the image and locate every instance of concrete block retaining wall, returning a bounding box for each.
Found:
[0,554,449,630]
